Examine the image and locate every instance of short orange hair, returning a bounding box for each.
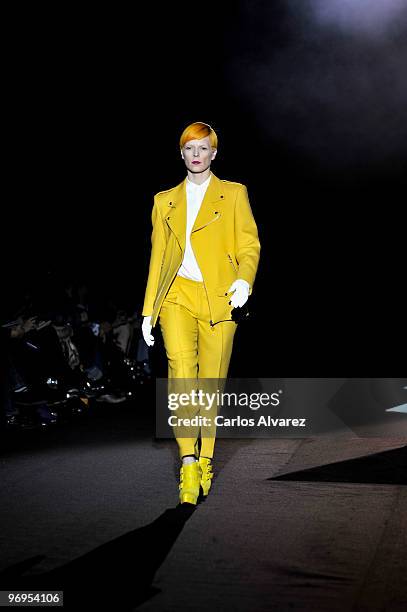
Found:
[179,121,218,150]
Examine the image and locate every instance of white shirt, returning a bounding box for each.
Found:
[177,173,212,281]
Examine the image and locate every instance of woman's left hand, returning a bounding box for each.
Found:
[227,279,250,308]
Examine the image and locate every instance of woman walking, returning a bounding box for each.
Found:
[142,121,260,505]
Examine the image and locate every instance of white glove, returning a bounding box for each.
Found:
[227,279,250,308]
[142,315,155,347]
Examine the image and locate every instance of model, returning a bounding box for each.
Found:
[142,121,261,505]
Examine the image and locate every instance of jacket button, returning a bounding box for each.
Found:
[225,292,228,295]
[215,211,218,214]
[167,217,170,220]
[220,195,224,198]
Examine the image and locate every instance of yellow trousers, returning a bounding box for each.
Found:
[158,274,237,459]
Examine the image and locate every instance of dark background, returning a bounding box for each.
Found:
[3,1,406,375]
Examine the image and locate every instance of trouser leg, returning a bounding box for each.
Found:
[196,281,237,460]
[197,316,237,459]
[158,276,199,458]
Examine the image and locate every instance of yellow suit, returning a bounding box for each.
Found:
[142,171,261,459]
[142,172,261,327]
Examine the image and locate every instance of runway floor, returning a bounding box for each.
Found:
[0,391,406,611]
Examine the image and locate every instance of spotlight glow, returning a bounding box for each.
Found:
[310,0,407,34]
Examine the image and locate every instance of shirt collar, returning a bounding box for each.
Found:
[186,172,212,189]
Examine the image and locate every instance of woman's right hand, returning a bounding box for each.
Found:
[142,315,155,347]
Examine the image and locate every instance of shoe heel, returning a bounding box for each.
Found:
[180,493,198,505]
[201,485,210,497]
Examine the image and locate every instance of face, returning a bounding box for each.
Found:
[181,136,217,173]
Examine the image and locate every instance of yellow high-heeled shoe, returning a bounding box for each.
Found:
[198,457,213,497]
[179,461,201,505]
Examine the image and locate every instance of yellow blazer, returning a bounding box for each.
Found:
[142,172,261,328]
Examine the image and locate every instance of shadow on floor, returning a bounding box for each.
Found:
[269,444,407,485]
[0,504,196,610]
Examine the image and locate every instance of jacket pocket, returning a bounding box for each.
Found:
[227,253,238,273]
[217,283,234,297]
